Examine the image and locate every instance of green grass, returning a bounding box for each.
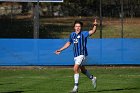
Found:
[0,67,140,93]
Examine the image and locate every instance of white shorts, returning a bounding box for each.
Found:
[74,55,87,65]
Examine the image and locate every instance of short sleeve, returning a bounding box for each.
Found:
[69,33,73,43]
[82,31,89,38]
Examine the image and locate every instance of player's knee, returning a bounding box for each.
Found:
[81,69,87,74]
[73,66,79,73]
[73,68,78,73]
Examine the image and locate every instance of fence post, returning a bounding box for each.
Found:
[33,0,40,39]
[121,0,124,38]
[100,0,102,39]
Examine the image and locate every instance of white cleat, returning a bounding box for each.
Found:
[92,77,97,89]
[70,86,78,93]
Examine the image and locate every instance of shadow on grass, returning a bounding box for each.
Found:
[0,83,15,85]
[0,91,24,93]
[80,87,140,93]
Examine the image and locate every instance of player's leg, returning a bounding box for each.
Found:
[80,65,97,89]
[70,64,80,93]
[70,55,84,93]
[80,66,93,79]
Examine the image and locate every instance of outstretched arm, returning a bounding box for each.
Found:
[89,19,97,36]
[55,42,71,55]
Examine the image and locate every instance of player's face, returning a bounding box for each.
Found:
[74,23,81,33]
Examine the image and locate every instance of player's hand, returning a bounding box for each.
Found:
[55,50,61,55]
[93,19,97,26]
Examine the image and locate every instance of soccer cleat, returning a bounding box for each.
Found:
[92,77,97,89]
[70,86,78,93]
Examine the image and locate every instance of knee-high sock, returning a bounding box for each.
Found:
[82,70,93,79]
[74,73,79,86]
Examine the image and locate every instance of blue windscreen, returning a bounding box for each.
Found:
[0,38,140,66]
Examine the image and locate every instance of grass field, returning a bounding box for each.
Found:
[0,66,140,93]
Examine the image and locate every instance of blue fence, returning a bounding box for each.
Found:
[0,38,140,66]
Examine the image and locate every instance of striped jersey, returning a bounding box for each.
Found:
[69,31,89,57]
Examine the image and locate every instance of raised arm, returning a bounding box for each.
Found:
[55,41,71,55]
[89,19,97,36]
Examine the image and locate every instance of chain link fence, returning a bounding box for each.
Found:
[0,0,140,38]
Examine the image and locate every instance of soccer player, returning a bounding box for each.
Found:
[55,19,97,93]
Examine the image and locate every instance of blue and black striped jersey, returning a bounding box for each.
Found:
[69,31,89,57]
